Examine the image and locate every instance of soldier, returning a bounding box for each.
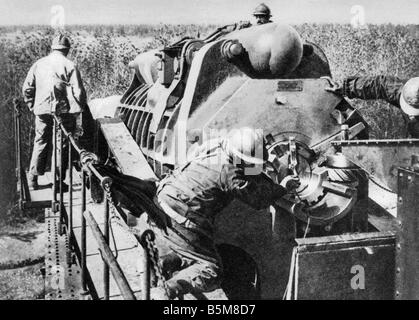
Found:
[253,3,273,25]
[325,75,419,137]
[22,34,88,191]
[150,127,300,299]
[204,3,273,42]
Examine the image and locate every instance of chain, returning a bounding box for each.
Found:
[103,182,120,259]
[144,233,171,299]
[102,181,170,299]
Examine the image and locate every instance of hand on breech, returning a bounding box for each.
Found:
[280,175,301,192]
[322,76,343,95]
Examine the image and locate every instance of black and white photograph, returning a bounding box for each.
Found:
[0,0,418,304]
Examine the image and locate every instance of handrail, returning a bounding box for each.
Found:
[52,114,84,154]
[84,210,136,300]
[13,99,24,209]
[50,114,150,300]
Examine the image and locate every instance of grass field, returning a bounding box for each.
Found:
[0,23,418,220]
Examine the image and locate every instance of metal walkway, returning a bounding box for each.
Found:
[16,100,225,300]
[66,171,144,300]
[31,170,227,300]
[29,171,145,300]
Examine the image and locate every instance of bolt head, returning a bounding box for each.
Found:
[275,95,287,105]
[229,43,243,56]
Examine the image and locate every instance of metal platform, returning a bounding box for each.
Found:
[30,165,396,300]
[45,208,83,300]
[60,169,144,300]
[30,167,229,300]
[27,169,143,299]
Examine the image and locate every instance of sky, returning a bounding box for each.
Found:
[0,0,418,26]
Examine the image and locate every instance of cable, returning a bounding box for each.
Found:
[367,174,396,194]
[283,247,298,300]
[303,216,311,239]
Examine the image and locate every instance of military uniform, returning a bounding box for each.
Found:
[207,2,273,42]
[341,75,419,137]
[341,75,405,107]
[22,50,87,179]
[154,139,288,297]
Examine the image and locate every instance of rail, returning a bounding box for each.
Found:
[14,99,24,209]
[84,210,136,300]
[13,98,169,300]
[50,113,140,299]
[47,111,158,300]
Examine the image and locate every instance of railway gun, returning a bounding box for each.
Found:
[15,22,419,300]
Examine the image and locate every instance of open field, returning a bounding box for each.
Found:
[0,23,418,220]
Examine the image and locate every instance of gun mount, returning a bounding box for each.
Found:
[86,23,416,300]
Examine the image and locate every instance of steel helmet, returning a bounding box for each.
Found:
[225,127,268,165]
[51,34,71,50]
[253,3,271,17]
[400,77,419,116]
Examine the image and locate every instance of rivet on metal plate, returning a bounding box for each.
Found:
[275,95,287,105]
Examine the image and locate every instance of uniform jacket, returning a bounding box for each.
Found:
[341,75,419,137]
[342,75,406,108]
[156,139,288,238]
[22,51,87,115]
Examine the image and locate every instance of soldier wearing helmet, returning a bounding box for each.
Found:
[325,75,419,138]
[22,34,88,190]
[253,3,273,25]
[150,127,299,299]
[203,3,273,42]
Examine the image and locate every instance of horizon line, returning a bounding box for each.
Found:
[1,22,418,27]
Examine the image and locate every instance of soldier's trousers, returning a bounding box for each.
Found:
[151,219,223,298]
[159,251,223,299]
[29,113,77,179]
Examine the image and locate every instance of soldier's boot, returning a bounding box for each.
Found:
[28,174,39,190]
[54,168,69,193]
